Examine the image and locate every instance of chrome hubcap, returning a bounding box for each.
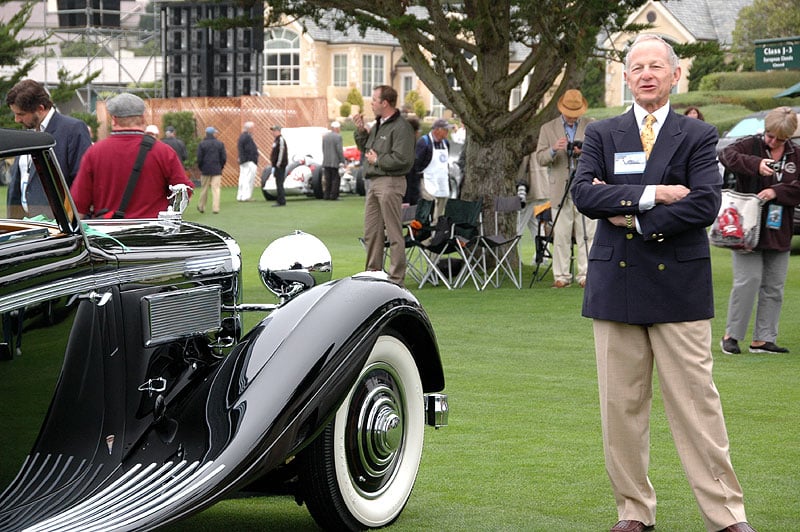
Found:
[346,363,405,497]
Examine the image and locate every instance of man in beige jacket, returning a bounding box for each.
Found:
[535,89,595,288]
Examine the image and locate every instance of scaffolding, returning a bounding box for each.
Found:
[26,0,162,111]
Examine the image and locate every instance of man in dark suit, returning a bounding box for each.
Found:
[5,79,92,218]
[321,120,345,200]
[571,35,755,532]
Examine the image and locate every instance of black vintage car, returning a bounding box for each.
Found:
[0,129,448,531]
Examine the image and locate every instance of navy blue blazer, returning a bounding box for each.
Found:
[571,108,722,325]
[7,111,92,217]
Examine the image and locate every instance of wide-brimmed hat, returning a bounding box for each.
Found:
[557,89,588,119]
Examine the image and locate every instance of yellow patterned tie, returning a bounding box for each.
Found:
[641,114,656,159]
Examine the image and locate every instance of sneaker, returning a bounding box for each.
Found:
[749,341,789,354]
[720,337,741,355]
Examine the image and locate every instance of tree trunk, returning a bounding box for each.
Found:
[459,133,529,269]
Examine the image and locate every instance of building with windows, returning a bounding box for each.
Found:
[156,6,532,119]
[604,0,753,106]
[161,2,263,97]
[2,1,755,117]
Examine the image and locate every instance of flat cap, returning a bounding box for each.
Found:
[165,125,175,133]
[270,124,282,131]
[106,93,146,117]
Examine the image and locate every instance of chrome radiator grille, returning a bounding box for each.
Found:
[142,286,222,346]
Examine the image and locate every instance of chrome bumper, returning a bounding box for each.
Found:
[424,393,448,428]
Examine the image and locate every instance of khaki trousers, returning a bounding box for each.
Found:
[421,187,448,221]
[198,174,222,213]
[364,175,406,285]
[551,195,595,284]
[593,319,747,531]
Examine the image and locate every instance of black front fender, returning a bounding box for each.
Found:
[192,275,444,498]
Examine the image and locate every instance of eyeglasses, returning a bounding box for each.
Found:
[765,132,789,143]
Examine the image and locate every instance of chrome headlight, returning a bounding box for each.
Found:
[258,231,332,298]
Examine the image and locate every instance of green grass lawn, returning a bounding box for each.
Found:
[0,184,796,531]
[158,189,799,531]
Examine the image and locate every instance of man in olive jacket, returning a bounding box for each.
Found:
[353,85,416,286]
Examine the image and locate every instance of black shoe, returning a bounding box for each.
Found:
[720,337,740,355]
[749,341,789,354]
[271,203,285,207]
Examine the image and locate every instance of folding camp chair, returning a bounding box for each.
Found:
[480,196,523,289]
[416,198,484,290]
[403,199,435,284]
[529,201,553,286]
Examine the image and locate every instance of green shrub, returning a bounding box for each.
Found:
[70,111,99,142]
[340,102,351,117]
[699,70,800,91]
[345,87,364,111]
[161,111,198,168]
[413,99,426,118]
[404,90,426,118]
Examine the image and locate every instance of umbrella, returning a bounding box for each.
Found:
[774,81,800,98]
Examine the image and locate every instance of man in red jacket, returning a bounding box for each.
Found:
[71,93,192,219]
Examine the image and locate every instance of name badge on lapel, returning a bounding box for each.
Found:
[614,152,647,174]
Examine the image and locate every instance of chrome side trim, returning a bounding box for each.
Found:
[0,255,235,314]
[23,459,225,532]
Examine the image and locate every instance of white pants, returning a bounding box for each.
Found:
[237,161,257,201]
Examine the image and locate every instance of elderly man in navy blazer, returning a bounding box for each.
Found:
[571,35,756,532]
[5,79,92,218]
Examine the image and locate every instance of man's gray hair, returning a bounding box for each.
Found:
[244,121,254,131]
[624,34,680,72]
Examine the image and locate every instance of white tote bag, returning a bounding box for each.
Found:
[709,190,764,252]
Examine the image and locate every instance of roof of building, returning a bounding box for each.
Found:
[300,2,753,61]
[658,0,752,45]
[301,7,532,62]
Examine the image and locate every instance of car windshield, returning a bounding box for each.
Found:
[726,117,764,138]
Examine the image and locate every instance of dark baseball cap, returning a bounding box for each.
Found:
[432,118,455,130]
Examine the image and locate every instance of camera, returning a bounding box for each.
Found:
[766,160,782,172]
[516,184,528,208]
[567,139,583,155]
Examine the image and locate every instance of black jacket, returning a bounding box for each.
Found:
[197,134,227,175]
[238,132,259,165]
[270,135,288,169]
